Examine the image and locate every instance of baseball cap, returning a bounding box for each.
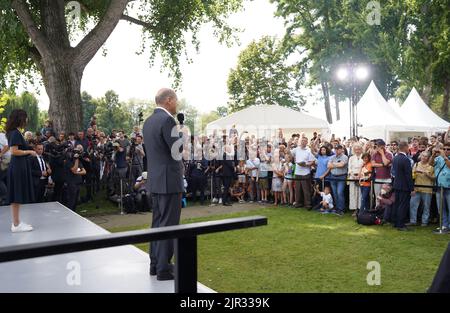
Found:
[335,144,344,150]
[376,139,386,146]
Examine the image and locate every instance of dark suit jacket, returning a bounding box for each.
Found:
[392,153,414,192]
[29,156,48,187]
[143,108,184,194]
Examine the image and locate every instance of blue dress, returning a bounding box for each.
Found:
[6,129,35,204]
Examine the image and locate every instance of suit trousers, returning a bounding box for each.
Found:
[66,183,80,211]
[295,174,312,208]
[150,193,182,275]
[394,190,411,228]
[34,179,47,203]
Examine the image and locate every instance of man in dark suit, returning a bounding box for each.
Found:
[143,88,184,281]
[30,143,51,203]
[392,141,414,231]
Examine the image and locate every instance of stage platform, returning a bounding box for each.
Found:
[0,202,214,293]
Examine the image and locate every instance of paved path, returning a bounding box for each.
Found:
[88,202,265,230]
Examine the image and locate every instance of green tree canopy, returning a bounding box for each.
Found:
[1,91,40,132]
[0,0,243,132]
[227,36,303,113]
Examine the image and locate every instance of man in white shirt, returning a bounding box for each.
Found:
[291,137,316,208]
[0,132,11,171]
[0,132,9,204]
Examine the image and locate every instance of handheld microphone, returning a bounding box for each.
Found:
[177,113,185,125]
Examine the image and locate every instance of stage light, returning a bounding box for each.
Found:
[337,68,349,81]
[356,66,369,80]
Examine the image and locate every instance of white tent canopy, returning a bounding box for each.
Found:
[399,87,449,131]
[331,81,407,140]
[356,81,406,128]
[206,105,330,139]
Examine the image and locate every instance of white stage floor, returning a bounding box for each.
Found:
[0,202,214,293]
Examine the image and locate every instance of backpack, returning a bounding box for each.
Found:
[123,194,137,214]
[357,212,382,226]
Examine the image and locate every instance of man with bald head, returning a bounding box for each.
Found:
[143,88,184,281]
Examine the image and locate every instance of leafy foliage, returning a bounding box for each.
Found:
[1,91,40,132]
[227,36,303,112]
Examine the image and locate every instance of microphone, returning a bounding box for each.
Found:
[177,113,185,125]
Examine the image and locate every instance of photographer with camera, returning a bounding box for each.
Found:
[129,135,145,183]
[111,141,128,197]
[44,139,67,203]
[134,171,151,211]
[64,144,87,211]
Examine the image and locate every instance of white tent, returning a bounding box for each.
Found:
[399,87,449,131]
[205,105,330,139]
[331,81,431,141]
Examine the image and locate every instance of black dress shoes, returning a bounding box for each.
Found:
[150,266,157,276]
[157,271,174,281]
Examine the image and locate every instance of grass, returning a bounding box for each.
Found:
[108,206,450,293]
[76,189,121,217]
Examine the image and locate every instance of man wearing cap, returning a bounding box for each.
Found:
[372,139,393,206]
[326,144,348,215]
[143,88,184,281]
[134,171,151,211]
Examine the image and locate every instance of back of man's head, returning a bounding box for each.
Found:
[155,88,176,106]
[399,141,409,152]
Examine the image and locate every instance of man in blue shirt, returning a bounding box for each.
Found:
[430,142,450,232]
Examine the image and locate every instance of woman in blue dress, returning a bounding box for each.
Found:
[5,109,37,233]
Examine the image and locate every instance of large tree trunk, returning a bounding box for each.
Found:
[321,80,333,124]
[12,0,129,133]
[42,59,84,133]
[334,94,340,121]
[443,78,450,121]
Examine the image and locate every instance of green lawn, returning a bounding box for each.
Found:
[108,207,450,293]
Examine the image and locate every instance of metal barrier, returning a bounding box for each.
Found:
[285,176,448,234]
[0,215,268,293]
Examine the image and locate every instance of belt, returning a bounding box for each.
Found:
[332,174,347,177]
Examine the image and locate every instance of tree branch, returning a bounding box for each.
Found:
[121,14,156,31]
[11,0,51,57]
[74,0,130,67]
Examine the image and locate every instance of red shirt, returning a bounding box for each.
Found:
[371,150,393,180]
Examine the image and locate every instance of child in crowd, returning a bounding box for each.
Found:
[282,154,295,206]
[258,151,269,203]
[271,150,284,206]
[359,153,373,215]
[375,184,396,224]
[231,181,245,203]
[313,185,334,213]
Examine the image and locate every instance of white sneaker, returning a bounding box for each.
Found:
[212,198,218,204]
[218,198,223,204]
[11,222,33,233]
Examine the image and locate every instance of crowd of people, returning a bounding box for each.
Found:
[2,108,450,233]
[182,128,450,232]
[0,115,150,224]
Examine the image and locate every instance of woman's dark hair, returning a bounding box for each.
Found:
[319,145,332,156]
[362,153,371,161]
[5,109,28,133]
